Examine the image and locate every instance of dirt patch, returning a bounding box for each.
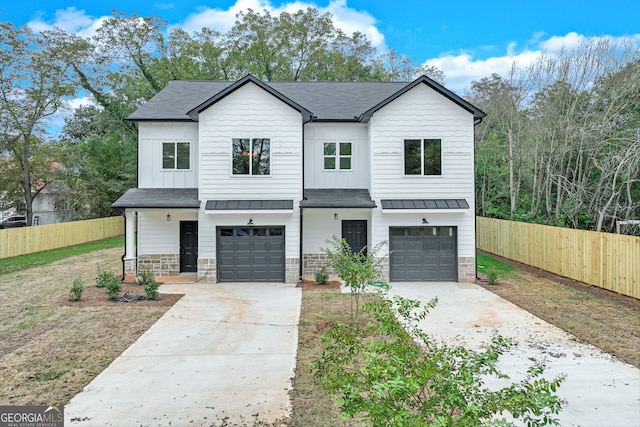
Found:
[0,248,182,406]
[477,250,640,368]
[297,278,343,291]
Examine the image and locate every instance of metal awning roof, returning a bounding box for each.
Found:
[112,188,200,209]
[381,199,469,210]
[300,189,376,208]
[205,199,294,212]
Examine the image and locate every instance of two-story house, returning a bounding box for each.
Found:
[112,74,485,284]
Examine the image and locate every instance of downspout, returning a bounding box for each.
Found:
[120,209,126,282]
[299,114,315,281]
[473,115,487,282]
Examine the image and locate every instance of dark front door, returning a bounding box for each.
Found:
[342,220,367,255]
[180,221,198,273]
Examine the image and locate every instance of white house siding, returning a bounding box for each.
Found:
[368,83,476,282]
[302,208,372,277]
[196,82,303,283]
[137,122,198,189]
[303,123,370,189]
[136,209,199,276]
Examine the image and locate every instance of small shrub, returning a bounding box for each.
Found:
[96,267,118,288]
[314,267,329,285]
[486,267,499,285]
[68,277,84,301]
[138,268,160,300]
[106,276,122,299]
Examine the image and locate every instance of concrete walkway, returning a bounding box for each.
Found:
[388,282,640,427]
[65,282,301,427]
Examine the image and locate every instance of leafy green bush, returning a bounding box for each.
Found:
[313,294,565,427]
[68,277,84,301]
[314,267,329,285]
[486,267,499,285]
[138,268,160,300]
[96,267,119,288]
[106,276,122,299]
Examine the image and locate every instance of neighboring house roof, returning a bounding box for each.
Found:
[380,199,470,209]
[205,200,294,210]
[112,188,200,208]
[301,189,377,208]
[128,75,486,122]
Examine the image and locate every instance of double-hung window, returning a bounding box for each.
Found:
[404,138,441,175]
[232,138,270,175]
[163,142,190,170]
[323,142,352,170]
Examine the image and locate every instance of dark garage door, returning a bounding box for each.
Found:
[389,227,457,281]
[217,226,285,282]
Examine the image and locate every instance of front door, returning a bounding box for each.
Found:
[342,220,367,255]
[180,221,198,273]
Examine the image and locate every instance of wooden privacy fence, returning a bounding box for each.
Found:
[0,216,123,259]
[476,217,640,299]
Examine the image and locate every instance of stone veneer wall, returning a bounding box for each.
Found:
[197,258,217,283]
[458,256,476,283]
[137,254,179,276]
[302,254,336,277]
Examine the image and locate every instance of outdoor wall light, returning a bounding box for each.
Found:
[166,213,171,221]
[334,213,338,220]
[422,218,429,224]
[247,219,254,225]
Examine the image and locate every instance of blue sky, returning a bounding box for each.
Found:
[2,0,639,93]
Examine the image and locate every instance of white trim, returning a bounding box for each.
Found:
[401,137,443,177]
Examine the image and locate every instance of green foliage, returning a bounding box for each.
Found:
[96,267,120,290]
[322,236,388,321]
[68,277,85,301]
[105,275,122,299]
[486,267,500,285]
[313,294,565,427]
[0,236,124,276]
[314,267,329,285]
[138,269,160,301]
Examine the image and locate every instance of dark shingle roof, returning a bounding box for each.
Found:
[380,199,469,209]
[112,188,200,208]
[205,200,294,210]
[301,189,376,208]
[128,75,486,122]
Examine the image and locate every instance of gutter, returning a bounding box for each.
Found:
[299,115,316,281]
[473,115,487,282]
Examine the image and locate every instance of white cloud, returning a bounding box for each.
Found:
[424,32,640,94]
[27,7,107,38]
[179,0,385,47]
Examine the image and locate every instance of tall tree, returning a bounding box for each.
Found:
[0,23,72,224]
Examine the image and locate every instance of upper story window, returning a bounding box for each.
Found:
[163,142,190,170]
[232,138,270,175]
[404,139,441,175]
[324,142,352,170]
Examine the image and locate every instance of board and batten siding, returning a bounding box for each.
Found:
[137,122,198,188]
[304,123,370,189]
[368,83,476,259]
[196,82,303,260]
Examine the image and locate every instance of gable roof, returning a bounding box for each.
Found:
[128,74,485,122]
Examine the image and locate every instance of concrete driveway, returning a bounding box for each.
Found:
[65,282,301,427]
[388,282,640,427]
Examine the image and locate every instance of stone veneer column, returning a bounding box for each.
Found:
[137,254,179,277]
[197,258,217,283]
[285,258,300,283]
[458,256,476,283]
